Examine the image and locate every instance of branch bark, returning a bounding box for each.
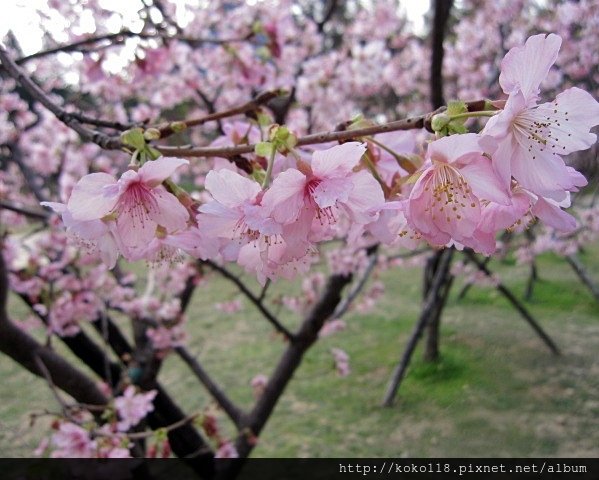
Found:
[175,346,245,426]
[0,248,108,407]
[217,273,352,478]
[0,45,123,150]
[464,250,560,356]
[203,260,294,340]
[382,248,454,407]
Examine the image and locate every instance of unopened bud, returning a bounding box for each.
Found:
[170,121,187,133]
[143,128,161,140]
[120,128,146,150]
[431,113,451,132]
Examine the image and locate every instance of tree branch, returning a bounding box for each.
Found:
[219,273,352,474]
[175,347,245,426]
[464,250,560,356]
[0,45,123,150]
[14,30,250,65]
[203,260,294,341]
[157,100,490,159]
[333,246,379,319]
[0,249,109,407]
[156,90,280,138]
[0,199,49,220]
[382,248,454,406]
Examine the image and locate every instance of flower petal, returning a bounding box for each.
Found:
[146,185,189,232]
[139,157,189,186]
[499,33,561,103]
[311,142,366,178]
[532,196,577,232]
[205,169,261,207]
[427,133,484,164]
[460,155,510,205]
[261,168,307,224]
[68,173,118,221]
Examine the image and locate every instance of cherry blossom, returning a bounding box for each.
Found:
[66,157,191,262]
[50,423,97,458]
[482,33,599,201]
[114,386,158,432]
[406,134,510,250]
[263,142,385,238]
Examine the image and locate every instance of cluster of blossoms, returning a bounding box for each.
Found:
[44,34,599,286]
[36,386,157,458]
[2,0,599,460]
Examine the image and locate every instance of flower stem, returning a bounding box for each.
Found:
[262,146,277,188]
[449,110,498,121]
[366,136,417,174]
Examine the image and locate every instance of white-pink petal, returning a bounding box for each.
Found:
[499,33,561,103]
[68,172,118,221]
[311,142,366,178]
[139,157,189,187]
[205,169,261,207]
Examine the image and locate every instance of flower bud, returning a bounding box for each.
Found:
[431,113,451,132]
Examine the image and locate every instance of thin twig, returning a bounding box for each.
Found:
[15,30,249,65]
[381,248,454,407]
[0,199,49,220]
[333,248,379,319]
[464,250,560,355]
[0,45,123,150]
[175,347,245,427]
[34,355,72,418]
[203,260,294,341]
[156,100,490,159]
[2,47,493,164]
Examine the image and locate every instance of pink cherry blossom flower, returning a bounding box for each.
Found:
[215,441,239,459]
[318,319,347,338]
[146,324,186,352]
[331,348,350,377]
[198,169,281,258]
[215,299,243,314]
[40,201,122,269]
[262,142,385,238]
[198,169,312,283]
[50,422,97,458]
[406,133,510,249]
[114,386,158,432]
[66,157,190,260]
[482,33,599,201]
[250,374,268,399]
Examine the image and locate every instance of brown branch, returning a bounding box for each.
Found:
[15,31,139,64]
[156,100,489,159]
[156,90,280,138]
[175,347,245,426]
[0,199,49,220]
[317,0,339,32]
[0,249,109,407]
[0,45,123,150]
[333,245,379,319]
[203,260,294,341]
[67,112,141,132]
[2,43,492,167]
[382,248,454,407]
[15,30,250,65]
[219,273,352,473]
[430,0,454,109]
[464,250,560,355]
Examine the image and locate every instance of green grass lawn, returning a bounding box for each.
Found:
[1,245,598,458]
